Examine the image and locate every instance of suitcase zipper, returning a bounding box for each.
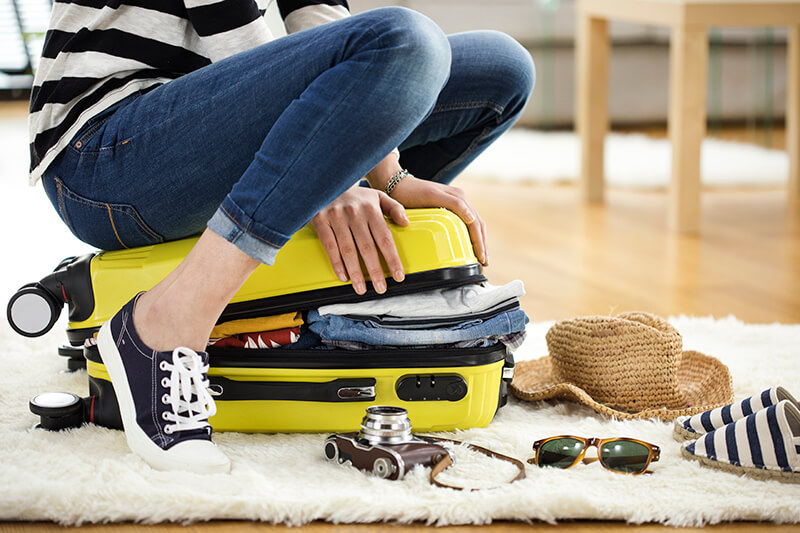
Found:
[206,343,509,369]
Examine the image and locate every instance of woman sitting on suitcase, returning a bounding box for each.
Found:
[28,0,534,473]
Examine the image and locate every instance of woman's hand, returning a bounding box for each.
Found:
[388,175,488,266]
[312,184,409,295]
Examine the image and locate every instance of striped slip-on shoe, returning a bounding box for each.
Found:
[673,386,799,442]
[680,400,800,484]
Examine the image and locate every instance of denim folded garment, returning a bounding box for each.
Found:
[307,308,528,348]
[279,325,331,350]
[322,338,497,351]
[321,329,527,351]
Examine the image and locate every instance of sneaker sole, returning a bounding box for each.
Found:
[97,321,229,474]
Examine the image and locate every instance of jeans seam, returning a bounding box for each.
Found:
[124,206,163,242]
[79,139,133,155]
[54,178,76,236]
[319,321,330,339]
[432,100,505,115]
[219,205,283,248]
[68,88,150,155]
[424,100,505,182]
[249,26,382,218]
[69,118,109,154]
[105,203,129,249]
[112,204,162,243]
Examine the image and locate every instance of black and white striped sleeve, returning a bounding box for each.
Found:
[277,0,350,34]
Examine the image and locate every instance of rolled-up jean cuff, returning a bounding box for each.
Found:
[207,199,286,265]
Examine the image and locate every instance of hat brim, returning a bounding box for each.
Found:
[510,350,734,420]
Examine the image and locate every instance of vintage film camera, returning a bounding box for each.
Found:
[324,405,454,480]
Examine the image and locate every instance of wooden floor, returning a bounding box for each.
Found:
[467,181,800,324]
[4,101,798,530]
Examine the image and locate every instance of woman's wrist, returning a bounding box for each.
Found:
[366,150,402,190]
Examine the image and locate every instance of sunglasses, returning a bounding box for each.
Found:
[529,436,660,475]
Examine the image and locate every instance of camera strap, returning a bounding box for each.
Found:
[424,436,526,491]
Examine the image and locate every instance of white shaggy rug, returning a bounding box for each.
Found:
[461,129,790,188]
[1,315,799,527]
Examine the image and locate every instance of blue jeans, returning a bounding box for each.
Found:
[41,7,534,264]
[306,308,528,346]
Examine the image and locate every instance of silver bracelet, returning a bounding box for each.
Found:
[384,169,409,196]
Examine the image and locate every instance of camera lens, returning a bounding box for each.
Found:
[359,405,412,444]
[324,441,339,462]
[366,406,406,416]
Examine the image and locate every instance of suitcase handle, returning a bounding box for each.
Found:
[208,377,376,403]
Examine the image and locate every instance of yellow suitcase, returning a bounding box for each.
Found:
[13,209,516,433]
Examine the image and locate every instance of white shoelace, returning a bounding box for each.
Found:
[160,347,217,435]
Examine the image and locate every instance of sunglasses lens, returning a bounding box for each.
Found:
[600,440,651,473]
[537,438,584,468]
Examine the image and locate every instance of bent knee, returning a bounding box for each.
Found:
[481,30,536,102]
[364,7,452,87]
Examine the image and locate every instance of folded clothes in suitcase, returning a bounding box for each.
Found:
[11,209,518,433]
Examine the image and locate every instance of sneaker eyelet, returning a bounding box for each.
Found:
[162,411,170,420]
[159,361,168,371]
[161,377,170,387]
[161,394,169,404]
[164,425,173,434]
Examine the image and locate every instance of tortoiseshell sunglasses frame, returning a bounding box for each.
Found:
[528,435,661,475]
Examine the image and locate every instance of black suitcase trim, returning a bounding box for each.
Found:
[84,343,508,370]
[206,344,508,369]
[216,265,486,322]
[208,377,378,402]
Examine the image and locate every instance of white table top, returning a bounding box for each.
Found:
[578,0,800,27]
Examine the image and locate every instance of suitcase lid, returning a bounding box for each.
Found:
[64,208,483,331]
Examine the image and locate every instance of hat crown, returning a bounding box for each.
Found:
[546,312,685,412]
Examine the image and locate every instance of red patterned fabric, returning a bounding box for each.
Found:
[209,327,301,349]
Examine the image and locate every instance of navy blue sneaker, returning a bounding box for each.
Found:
[97,293,230,473]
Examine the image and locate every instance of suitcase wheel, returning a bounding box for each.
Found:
[58,345,87,372]
[7,284,62,337]
[29,392,85,431]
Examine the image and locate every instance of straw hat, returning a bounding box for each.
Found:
[510,312,734,420]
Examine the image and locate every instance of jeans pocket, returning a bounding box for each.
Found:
[51,176,165,250]
[68,92,142,154]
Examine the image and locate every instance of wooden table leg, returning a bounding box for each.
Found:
[788,25,800,197]
[668,24,708,233]
[576,7,609,203]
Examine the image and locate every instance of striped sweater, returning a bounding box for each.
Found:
[28,0,350,185]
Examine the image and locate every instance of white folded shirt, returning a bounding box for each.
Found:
[318,280,525,318]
